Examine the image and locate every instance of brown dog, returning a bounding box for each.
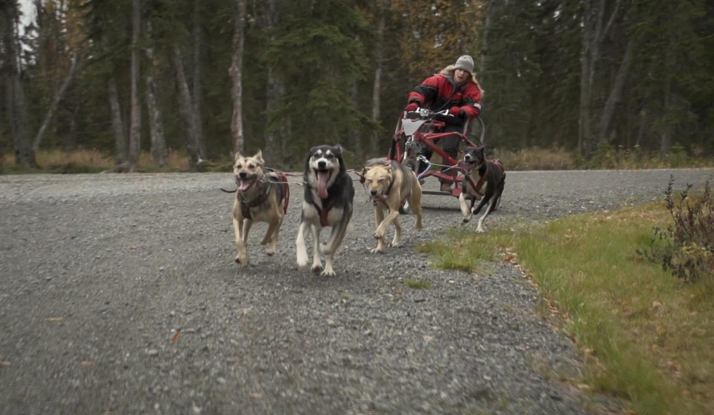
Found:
[363,160,424,253]
[232,150,288,265]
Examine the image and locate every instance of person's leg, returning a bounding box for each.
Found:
[439,125,462,191]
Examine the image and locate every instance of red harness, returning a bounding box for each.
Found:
[311,199,336,227]
[463,160,504,196]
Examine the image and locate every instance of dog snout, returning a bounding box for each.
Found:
[464,154,472,161]
[317,160,326,169]
[239,171,248,179]
[370,189,378,196]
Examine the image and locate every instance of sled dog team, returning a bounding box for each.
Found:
[231,144,505,277]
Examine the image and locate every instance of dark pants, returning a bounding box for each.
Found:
[418,124,462,183]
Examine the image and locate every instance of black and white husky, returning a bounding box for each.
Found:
[296,145,355,277]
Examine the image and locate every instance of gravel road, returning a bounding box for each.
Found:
[1,168,712,415]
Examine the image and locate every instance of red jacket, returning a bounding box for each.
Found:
[408,72,482,120]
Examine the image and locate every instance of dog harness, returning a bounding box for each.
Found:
[239,174,289,220]
[464,160,504,197]
[309,199,337,227]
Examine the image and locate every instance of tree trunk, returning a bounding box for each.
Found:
[660,74,672,155]
[4,8,36,168]
[192,0,205,156]
[33,53,79,151]
[108,78,128,167]
[128,0,142,172]
[229,0,247,155]
[66,101,80,151]
[578,26,593,156]
[264,66,284,164]
[370,0,385,157]
[578,0,623,156]
[144,23,167,167]
[349,82,363,159]
[597,41,633,142]
[145,65,167,167]
[172,45,204,166]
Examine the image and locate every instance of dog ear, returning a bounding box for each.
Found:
[254,150,264,165]
[333,145,343,155]
[234,151,243,161]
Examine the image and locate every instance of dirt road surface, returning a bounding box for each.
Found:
[1,169,711,414]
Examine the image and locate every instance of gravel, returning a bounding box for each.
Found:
[0,168,712,414]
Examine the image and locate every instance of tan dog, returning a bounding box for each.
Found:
[232,150,288,265]
[363,160,424,253]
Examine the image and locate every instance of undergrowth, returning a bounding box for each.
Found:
[638,176,714,283]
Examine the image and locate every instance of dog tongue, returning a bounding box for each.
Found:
[239,179,252,192]
[317,171,330,199]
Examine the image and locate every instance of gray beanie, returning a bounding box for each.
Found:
[454,55,474,75]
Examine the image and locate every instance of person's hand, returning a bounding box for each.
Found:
[406,102,419,112]
[449,106,463,116]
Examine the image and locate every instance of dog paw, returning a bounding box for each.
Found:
[389,242,400,248]
[320,269,336,277]
[266,250,275,256]
[370,247,386,254]
[311,264,323,275]
[476,227,485,233]
[235,255,249,265]
[462,217,471,224]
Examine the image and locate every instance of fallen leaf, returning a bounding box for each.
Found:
[47,317,63,322]
[667,361,679,372]
[80,361,96,366]
[171,331,181,343]
[423,335,434,342]
[0,361,10,367]
[250,393,263,399]
[243,308,248,316]
[504,255,516,262]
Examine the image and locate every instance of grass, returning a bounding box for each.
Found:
[417,228,497,272]
[419,204,714,415]
[404,280,431,289]
[1,149,194,173]
[2,146,713,175]
[493,144,714,171]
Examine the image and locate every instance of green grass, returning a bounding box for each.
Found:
[404,280,431,289]
[417,228,498,272]
[419,204,714,415]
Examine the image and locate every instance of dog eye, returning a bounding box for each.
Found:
[248,164,255,169]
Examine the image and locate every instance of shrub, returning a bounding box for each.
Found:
[638,176,714,283]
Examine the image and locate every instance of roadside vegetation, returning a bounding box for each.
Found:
[419,183,714,415]
[2,146,713,175]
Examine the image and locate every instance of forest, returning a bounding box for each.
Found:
[1,0,713,171]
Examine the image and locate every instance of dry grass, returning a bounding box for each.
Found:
[492,145,714,171]
[2,146,712,174]
[2,149,191,173]
[493,146,577,170]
